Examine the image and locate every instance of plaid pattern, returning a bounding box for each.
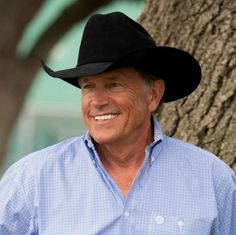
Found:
[0,118,235,235]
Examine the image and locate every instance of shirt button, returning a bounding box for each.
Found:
[178,220,184,228]
[155,215,165,224]
[124,211,130,217]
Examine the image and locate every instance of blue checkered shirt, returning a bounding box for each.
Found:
[0,118,235,234]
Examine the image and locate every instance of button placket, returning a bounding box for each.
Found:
[155,215,165,225]
[124,211,130,217]
[178,220,184,228]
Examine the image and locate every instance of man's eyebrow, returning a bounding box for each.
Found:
[79,77,90,84]
[107,76,120,82]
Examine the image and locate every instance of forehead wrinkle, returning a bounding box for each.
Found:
[79,67,143,86]
[81,73,126,84]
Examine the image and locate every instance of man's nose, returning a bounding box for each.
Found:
[90,88,109,108]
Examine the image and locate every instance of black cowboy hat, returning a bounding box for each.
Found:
[42,11,201,102]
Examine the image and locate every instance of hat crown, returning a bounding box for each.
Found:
[78,12,156,66]
[42,11,201,102]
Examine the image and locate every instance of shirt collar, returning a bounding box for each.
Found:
[151,114,164,146]
[83,115,164,163]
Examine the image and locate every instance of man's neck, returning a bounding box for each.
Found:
[94,127,153,197]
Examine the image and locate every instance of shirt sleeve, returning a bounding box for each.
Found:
[212,160,236,235]
[0,163,36,235]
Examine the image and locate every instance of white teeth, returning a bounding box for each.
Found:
[94,114,117,121]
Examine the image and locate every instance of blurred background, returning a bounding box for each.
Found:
[1,0,144,172]
[1,0,236,174]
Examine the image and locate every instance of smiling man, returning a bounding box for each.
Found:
[79,67,164,196]
[0,12,235,235]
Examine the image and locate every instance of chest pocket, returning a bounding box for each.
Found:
[148,213,212,235]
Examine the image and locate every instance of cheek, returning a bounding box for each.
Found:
[119,91,150,114]
[81,96,89,118]
[116,92,138,109]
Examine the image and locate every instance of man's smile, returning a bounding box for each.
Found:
[94,114,118,121]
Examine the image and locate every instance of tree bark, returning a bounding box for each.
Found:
[140,0,236,171]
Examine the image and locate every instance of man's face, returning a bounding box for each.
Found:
[79,67,164,146]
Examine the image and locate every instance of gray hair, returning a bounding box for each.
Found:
[136,69,165,114]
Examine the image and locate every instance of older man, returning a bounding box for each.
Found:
[0,12,235,235]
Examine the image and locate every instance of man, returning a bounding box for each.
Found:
[0,12,235,235]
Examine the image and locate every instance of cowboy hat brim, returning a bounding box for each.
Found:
[41,46,201,102]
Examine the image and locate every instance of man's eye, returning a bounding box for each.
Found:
[109,83,122,88]
[111,83,119,87]
[81,84,94,90]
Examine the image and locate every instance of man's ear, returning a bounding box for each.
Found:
[148,79,165,113]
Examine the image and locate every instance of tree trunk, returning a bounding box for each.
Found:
[0,0,115,168]
[0,0,45,168]
[140,0,236,171]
